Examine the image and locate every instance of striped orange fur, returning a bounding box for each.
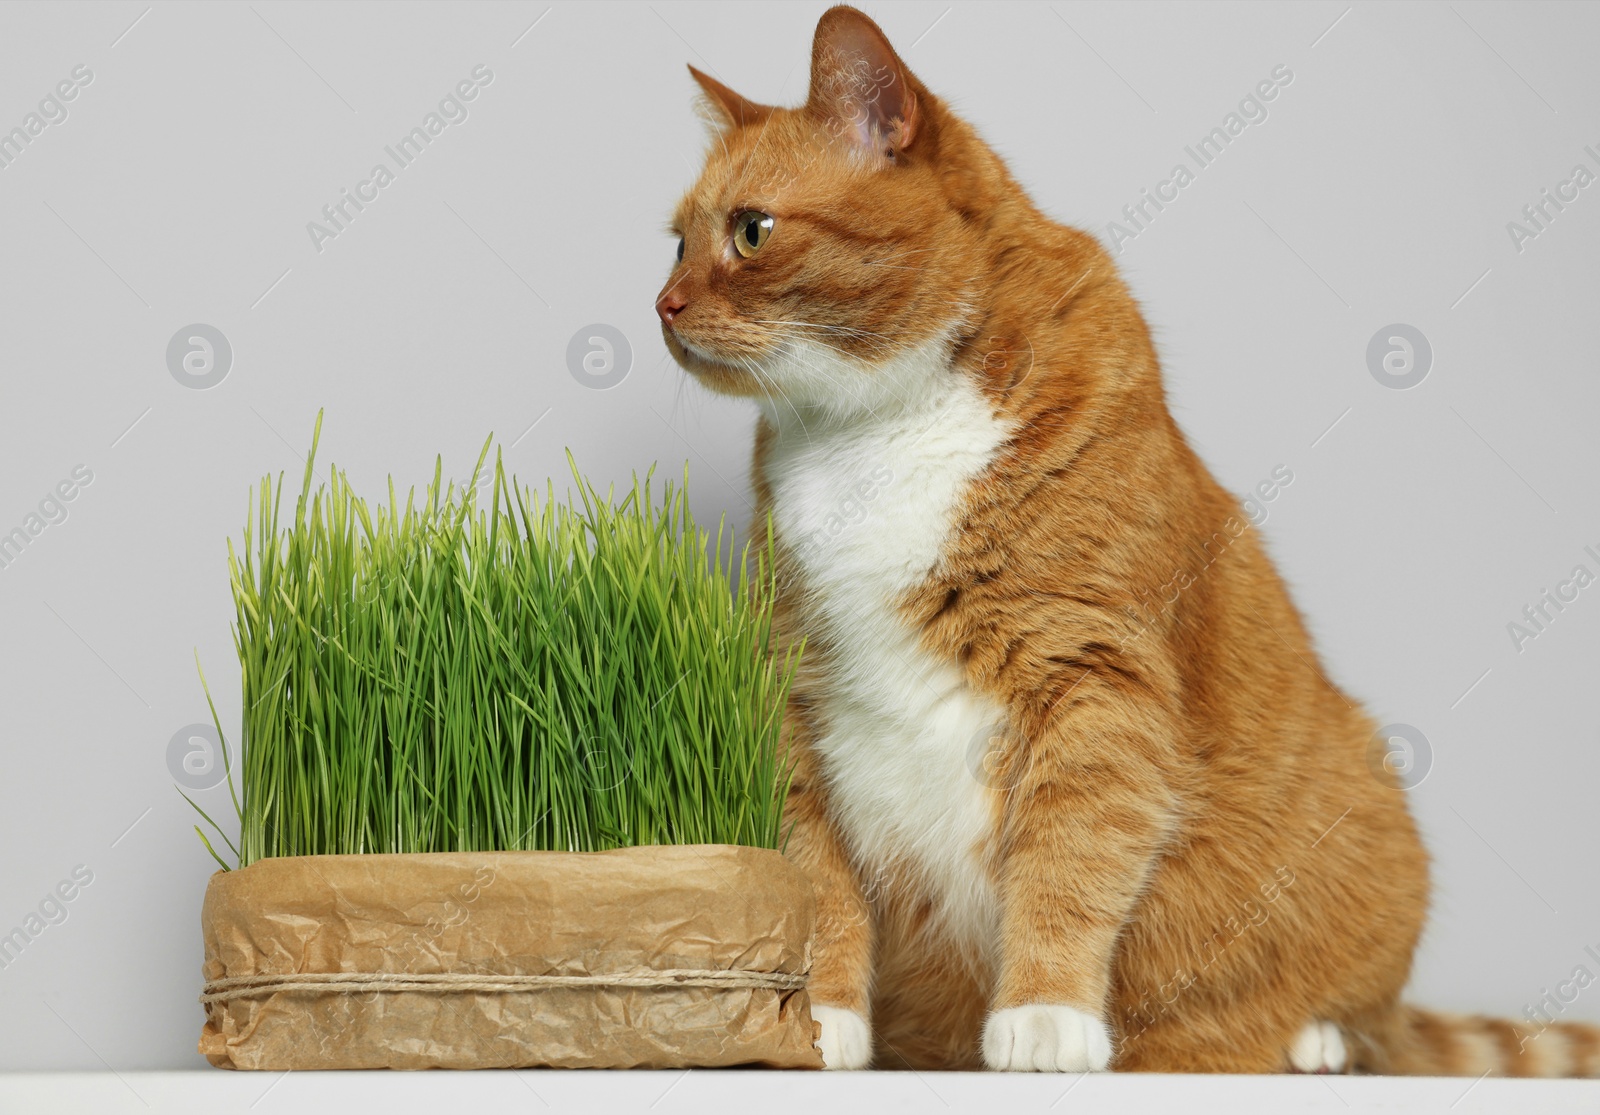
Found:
[655,4,1598,1076]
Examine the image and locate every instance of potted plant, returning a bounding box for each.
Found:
[188,414,819,1070]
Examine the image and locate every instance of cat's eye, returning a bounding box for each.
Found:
[732,211,774,258]
[676,236,685,262]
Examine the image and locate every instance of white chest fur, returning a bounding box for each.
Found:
[759,337,1013,949]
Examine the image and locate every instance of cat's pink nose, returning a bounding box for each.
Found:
[656,289,687,326]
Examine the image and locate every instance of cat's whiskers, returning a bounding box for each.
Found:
[759,334,866,407]
[742,356,814,441]
[751,319,902,353]
[754,319,889,337]
[767,333,920,426]
[761,323,905,379]
[756,322,908,388]
[752,316,898,333]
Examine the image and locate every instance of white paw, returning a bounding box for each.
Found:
[1288,1020,1347,1073]
[812,1003,872,1070]
[982,1004,1113,1072]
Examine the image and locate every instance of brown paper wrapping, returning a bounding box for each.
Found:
[198,845,822,1070]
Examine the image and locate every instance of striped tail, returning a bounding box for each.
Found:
[1376,1006,1600,1077]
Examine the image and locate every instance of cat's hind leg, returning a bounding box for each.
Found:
[1112,998,1322,1074]
[1287,1019,1348,1073]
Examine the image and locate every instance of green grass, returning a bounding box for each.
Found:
[188,412,799,869]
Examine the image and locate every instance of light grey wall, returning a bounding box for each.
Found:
[0,0,1595,1072]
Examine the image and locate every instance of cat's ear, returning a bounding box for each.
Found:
[688,65,774,130]
[806,6,921,155]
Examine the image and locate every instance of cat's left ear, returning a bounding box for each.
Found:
[688,66,774,130]
[806,6,922,156]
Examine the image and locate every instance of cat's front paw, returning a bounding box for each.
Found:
[812,1003,873,1070]
[982,1004,1113,1072]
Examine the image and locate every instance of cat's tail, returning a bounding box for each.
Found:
[1372,1005,1600,1077]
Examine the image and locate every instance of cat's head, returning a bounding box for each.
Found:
[656,6,1008,418]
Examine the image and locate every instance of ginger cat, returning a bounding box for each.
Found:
[656,5,1599,1075]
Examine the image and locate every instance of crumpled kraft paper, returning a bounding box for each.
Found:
[198,845,822,1070]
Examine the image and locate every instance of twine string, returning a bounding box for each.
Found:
[200,967,808,1005]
